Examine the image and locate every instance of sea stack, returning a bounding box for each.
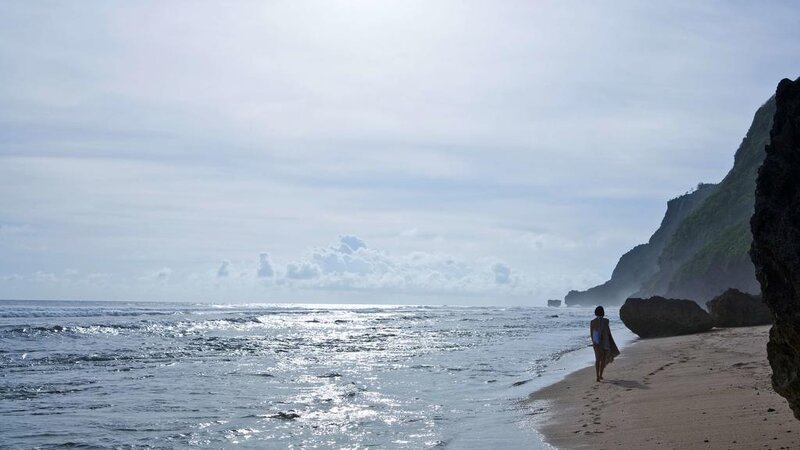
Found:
[750,77,800,420]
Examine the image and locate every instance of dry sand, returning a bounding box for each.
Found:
[527,326,800,450]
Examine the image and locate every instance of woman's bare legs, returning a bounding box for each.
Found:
[593,345,603,382]
[599,355,607,380]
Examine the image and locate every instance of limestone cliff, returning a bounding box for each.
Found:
[565,184,715,306]
[636,97,775,301]
[565,95,775,306]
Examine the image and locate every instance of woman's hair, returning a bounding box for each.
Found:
[594,306,605,317]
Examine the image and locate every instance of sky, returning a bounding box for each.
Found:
[1,1,799,305]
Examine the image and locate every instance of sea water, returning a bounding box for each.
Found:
[0,300,632,449]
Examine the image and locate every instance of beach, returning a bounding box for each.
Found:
[528,325,800,450]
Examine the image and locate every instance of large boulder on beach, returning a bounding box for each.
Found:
[619,297,713,338]
[751,77,800,420]
[706,288,772,327]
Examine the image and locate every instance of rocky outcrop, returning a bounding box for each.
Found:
[547,299,561,307]
[619,297,713,338]
[706,288,772,327]
[635,97,775,302]
[566,96,775,306]
[751,77,800,420]
[565,184,716,306]
[638,99,774,302]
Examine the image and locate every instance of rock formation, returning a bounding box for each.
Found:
[547,299,561,307]
[566,96,775,306]
[706,288,773,327]
[751,77,800,420]
[565,184,715,306]
[619,297,713,338]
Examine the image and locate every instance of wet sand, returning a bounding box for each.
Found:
[527,326,800,450]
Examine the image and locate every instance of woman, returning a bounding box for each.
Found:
[590,306,620,382]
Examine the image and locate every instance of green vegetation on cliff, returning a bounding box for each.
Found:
[565,184,715,306]
[565,96,775,306]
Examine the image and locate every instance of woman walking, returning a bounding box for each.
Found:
[590,306,620,382]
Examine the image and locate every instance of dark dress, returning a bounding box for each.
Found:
[592,317,621,364]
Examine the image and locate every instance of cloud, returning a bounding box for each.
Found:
[85,272,113,285]
[492,262,511,284]
[338,235,366,253]
[257,252,274,278]
[520,232,580,251]
[217,260,230,278]
[139,267,171,282]
[279,235,519,294]
[156,267,171,281]
[31,271,58,283]
[285,261,320,279]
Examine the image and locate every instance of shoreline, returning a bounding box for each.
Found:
[525,325,800,450]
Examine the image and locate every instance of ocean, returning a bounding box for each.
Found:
[0,300,632,449]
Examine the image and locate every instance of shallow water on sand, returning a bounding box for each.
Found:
[0,300,629,449]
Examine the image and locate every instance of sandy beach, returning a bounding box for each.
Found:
[528,326,800,450]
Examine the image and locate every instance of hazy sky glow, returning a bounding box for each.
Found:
[2,1,799,305]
